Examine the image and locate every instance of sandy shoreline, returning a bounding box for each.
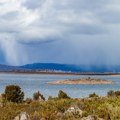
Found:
[0,72,80,76]
[48,78,115,84]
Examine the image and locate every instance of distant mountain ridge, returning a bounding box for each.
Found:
[0,64,21,72]
[19,63,120,72]
[0,63,120,72]
[20,63,80,72]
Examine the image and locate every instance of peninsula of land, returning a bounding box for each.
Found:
[49,77,115,84]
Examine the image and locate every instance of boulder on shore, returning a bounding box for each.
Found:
[81,115,103,120]
[14,112,30,120]
[65,106,83,117]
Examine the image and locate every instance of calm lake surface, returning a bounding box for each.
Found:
[0,74,120,99]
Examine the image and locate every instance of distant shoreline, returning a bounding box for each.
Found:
[0,72,120,76]
[0,71,120,76]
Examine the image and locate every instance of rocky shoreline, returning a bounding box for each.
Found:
[48,77,115,84]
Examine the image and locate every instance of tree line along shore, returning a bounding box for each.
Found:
[0,85,120,120]
[0,71,120,76]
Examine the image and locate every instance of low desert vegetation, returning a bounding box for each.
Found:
[89,92,99,98]
[58,90,71,99]
[107,90,120,97]
[33,91,45,101]
[0,85,120,120]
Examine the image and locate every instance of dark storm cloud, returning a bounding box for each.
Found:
[23,0,45,9]
[98,10,120,24]
[68,24,107,35]
[0,0,120,65]
[18,39,56,45]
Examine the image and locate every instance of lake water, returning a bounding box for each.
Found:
[0,74,120,99]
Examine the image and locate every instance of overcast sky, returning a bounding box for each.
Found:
[0,0,120,65]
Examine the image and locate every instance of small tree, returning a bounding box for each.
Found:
[89,92,98,98]
[25,98,32,104]
[115,91,120,96]
[48,96,53,100]
[33,91,45,101]
[107,90,115,97]
[2,85,24,103]
[58,90,70,99]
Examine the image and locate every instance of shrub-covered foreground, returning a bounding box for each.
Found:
[0,85,120,120]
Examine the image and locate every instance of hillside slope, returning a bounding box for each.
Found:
[0,63,120,72]
[19,63,120,72]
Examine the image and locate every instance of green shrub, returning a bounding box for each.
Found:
[107,90,120,97]
[89,92,98,98]
[33,91,45,101]
[58,90,70,99]
[107,90,115,97]
[2,85,24,103]
[115,91,120,96]
[48,96,53,100]
[25,98,32,104]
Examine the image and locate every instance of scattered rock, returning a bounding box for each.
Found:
[14,116,19,120]
[65,106,83,117]
[38,96,45,101]
[81,115,103,120]
[57,112,64,118]
[0,103,3,107]
[14,112,30,120]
